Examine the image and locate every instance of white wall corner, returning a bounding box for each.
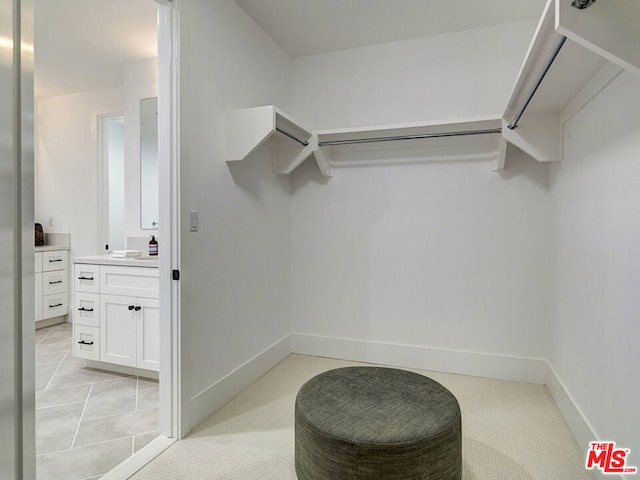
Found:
[188,334,293,433]
[543,362,622,480]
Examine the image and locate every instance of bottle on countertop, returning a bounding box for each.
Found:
[149,235,158,256]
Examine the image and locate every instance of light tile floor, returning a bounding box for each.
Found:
[35,323,160,480]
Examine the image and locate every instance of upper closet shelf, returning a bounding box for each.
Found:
[225,105,319,175]
[316,116,505,175]
[502,0,640,163]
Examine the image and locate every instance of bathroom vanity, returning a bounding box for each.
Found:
[35,246,70,327]
[72,255,159,373]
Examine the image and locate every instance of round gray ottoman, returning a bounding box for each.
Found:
[295,367,461,480]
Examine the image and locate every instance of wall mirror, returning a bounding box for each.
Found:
[140,97,159,229]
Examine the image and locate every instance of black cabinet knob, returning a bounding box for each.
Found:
[128,305,135,311]
[134,306,142,311]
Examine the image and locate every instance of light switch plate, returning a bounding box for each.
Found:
[190,211,199,232]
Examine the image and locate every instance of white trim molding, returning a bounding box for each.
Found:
[292,333,549,384]
[188,334,292,432]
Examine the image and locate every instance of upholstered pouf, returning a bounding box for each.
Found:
[295,366,461,480]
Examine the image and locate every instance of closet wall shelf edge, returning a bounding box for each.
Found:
[316,116,504,171]
[502,0,639,163]
[225,105,311,162]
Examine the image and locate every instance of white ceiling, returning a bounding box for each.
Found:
[34,0,157,98]
[33,0,544,99]
[235,0,546,58]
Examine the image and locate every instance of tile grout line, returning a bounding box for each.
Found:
[36,399,87,411]
[77,405,160,423]
[34,326,55,348]
[42,350,70,392]
[36,430,161,456]
[71,383,94,449]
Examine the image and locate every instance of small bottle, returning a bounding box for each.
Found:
[149,235,158,256]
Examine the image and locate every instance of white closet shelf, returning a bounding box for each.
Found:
[225,105,317,174]
[316,116,505,174]
[502,0,640,163]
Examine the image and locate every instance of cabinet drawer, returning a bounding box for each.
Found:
[74,325,99,361]
[75,264,100,293]
[43,250,68,272]
[100,266,159,299]
[42,293,68,319]
[74,293,100,328]
[43,270,68,295]
[35,252,43,273]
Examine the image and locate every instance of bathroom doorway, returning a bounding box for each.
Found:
[32,0,179,478]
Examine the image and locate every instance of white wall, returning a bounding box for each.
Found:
[35,58,157,257]
[550,71,640,464]
[291,151,551,362]
[290,21,536,130]
[289,21,552,376]
[178,0,293,433]
[36,87,122,257]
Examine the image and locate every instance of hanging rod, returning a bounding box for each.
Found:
[318,128,502,147]
[571,0,595,9]
[507,35,567,130]
[275,127,309,147]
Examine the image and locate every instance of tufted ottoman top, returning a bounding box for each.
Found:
[296,366,460,445]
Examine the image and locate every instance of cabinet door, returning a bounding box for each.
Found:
[42,250,68,272]
[42,293,68,320]
[73,325,99,361]
[100,294,137,367]
[42,270,68,296]
[74,264,100,294]
[136,297,160,371]
[100,266,159,299]
[74,292,100,328]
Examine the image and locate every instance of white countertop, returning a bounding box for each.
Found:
[73,254,159,268]
[35,245,71,252]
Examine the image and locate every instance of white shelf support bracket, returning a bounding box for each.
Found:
[493,137,508,172]
[501,115,561,163]
[224,107,275,162]
[272,140,316,175]
[314,145,334,177]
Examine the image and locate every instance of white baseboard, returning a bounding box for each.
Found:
[291,333,619,479]
[544,364,623,480]
[188,334,292,432]
[292,333,549,384]
[85,360,159,380]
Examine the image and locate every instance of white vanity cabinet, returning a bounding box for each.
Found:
[73,260,159,372]
[35,248,69,324]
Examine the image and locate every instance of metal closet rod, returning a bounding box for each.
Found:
[508,35,567,130]
[318,128,502,147]
[275,127,309,147]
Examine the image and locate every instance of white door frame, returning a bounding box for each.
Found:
[157,0,181,440]
[95,110,125,254]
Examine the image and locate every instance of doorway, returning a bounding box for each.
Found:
[98,113,126,252]
[32,0,179,478]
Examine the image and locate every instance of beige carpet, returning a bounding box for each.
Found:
[132,354,594,480]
